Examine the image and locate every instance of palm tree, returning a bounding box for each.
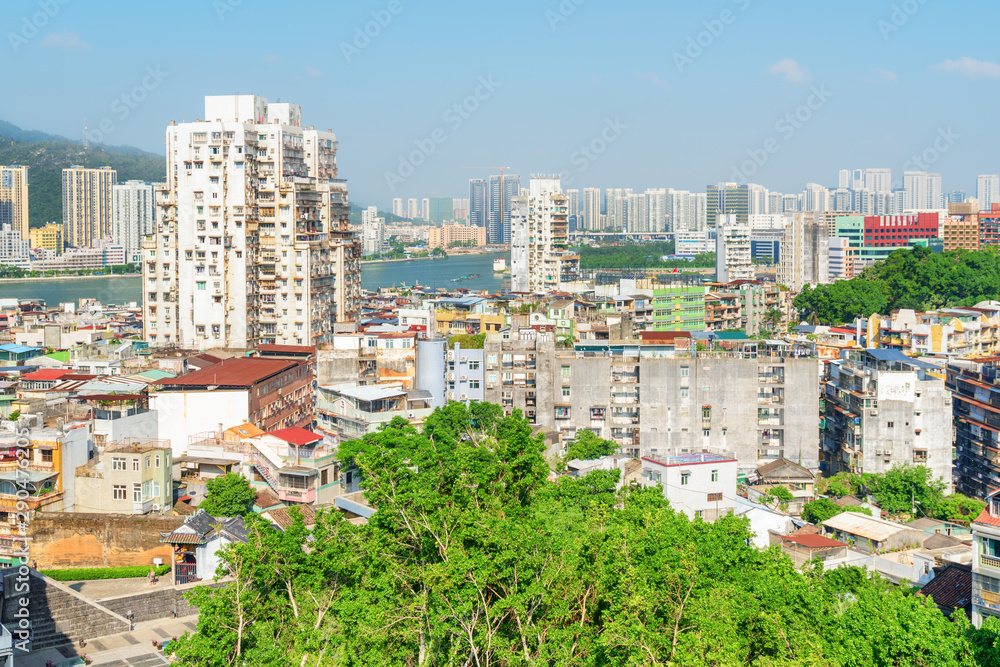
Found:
[765,308,784,334]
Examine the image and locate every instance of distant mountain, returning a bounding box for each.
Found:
[0,120,165,228]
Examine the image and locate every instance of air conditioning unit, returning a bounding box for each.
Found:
[876,449,882,455]
[407,412,415,419]
[152,503,161,511]
[461,356,468,362]
[460,393,468,400]
[884,449,892,456]
[870,409,878,416]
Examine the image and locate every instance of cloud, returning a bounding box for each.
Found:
[931,56,1000,78]
[41,30,90,51]
[304,65,322,78]
[769,58,810,83]
[636,71,669,89]
[864,67,898,83]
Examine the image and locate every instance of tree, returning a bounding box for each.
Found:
[199,473,256,517]
[802,498,871,524]
[564,429,616,461]
[762,484,794,510]
[862,463,945,516]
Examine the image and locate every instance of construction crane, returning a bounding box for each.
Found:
[462,167,512,243]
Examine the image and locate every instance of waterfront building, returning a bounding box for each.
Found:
[112,180,155,255]
[63,165,117,248]
[0,165,29,239]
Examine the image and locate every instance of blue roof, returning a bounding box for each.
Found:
[0,344,40,354]
[865,347,942,371]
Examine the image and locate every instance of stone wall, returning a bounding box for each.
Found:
[100,579,227,624]
[28,512,185,569]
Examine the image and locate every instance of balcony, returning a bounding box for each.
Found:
[982,554,1000,570]
[279,487,317,504]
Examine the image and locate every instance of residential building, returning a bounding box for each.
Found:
[863,168,893,194]
[777,212,830,291]
[639,451,737,520]
[715,214,754,283]
[488,174,520,244]
[667,189,706,232]
[0,166,29,240]
[318,331,418,388]
[859,213,940,266]
[971,489,1000,626]
[675,230,714,256]
[947,359,1000,499]
[828,237,854,280]
[821,512,922,554]
[821,348,952,486]
[903,171,944,211]
[150,355,315,457]
[392,198,403,218]
[581,187,601,230]
[943,202,980,251]
[604,188,632,230]
[27,242,128,271]
[111,180,155,255]
[981,204,1000,248]
[427,223,487,249]
[62,165,117,248]
[706,183,749,227]
[142,94,361,349]
[407,198,418,220]
[73,439,172,514]
[469,179,488,230]
[626,192,647,232]
[160,510,247,585]
[316,382,434,439]
[979,175,1000,213]
[245,427,338,505]
[802,183,830,212]
[510,176,579,292]
[648,285,707,331]
[361,205,385,256]
[0,225,29,267]
[421,197,430,222]
[483,331,819,476]
[28,223,63,255]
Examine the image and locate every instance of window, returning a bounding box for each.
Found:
[702,407,711,420]
[711,469,719,482]
[488,373,497,384]
[145,456,151,470]
[703,429,710,436]
[470,380,480,389]
[321,469,328,486]
[681,473,690,486]
[887,421,894,428]
[681,366,689,377]
[555,406,571,419]
[488,354,497,365]
[41,449,52,463]
[112,457,126,471]
[133,483,142,503]
[562,386,571,397]
[561,365,571,377]
[113,485,126,500]
[132,458,140,471]
[469,361,480,371]
[680,387,689,397]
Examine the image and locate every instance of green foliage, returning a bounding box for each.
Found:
[199,473,256,518]
[171,402,978,666]
[862,463,945,516]
[820,472,861,497]
[577,241,715,269]
[0,263,139,278]
[564,429,617,461]
[446,332,486,349]
[802,498,872,525]
[794,245,1000,323]
[0,136,165,228]
[6,411,18,421]
[968,616,1000,667]
[935,494,987,523]
[42,564,170,581]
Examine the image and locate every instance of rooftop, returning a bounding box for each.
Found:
[155,357,299,389]
[268,427,324,446]
[778,534,847,549]
[323,382,407,402]
[642,451,735,467]
[821,512,914,542]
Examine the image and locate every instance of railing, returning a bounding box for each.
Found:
[982,554,1000,569]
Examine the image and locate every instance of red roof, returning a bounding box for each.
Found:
[21,369,72,381]
[156,357,299,389]
[255,344,316,355]
[973,508,1000,527]
[268,427,323,446]
[828,327,856,335]
[779,534,847,549]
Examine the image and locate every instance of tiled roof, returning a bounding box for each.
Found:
[156,357,298,389]
[269,427,323,446]
[973,508,1000,527]
[779,534,847,549]
[21,369,71,381]
[918,563,971,614]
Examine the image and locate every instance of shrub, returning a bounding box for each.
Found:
[41,564,170,581]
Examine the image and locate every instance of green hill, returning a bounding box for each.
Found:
[0,123,165,228]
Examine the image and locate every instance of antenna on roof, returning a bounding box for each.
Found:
[82,119,89,149]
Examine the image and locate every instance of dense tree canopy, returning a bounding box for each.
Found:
[173,403,987,666]
[577,242,715,270]
[794,246,1000,324]
[564,429,617,461]
[199,473,256,518]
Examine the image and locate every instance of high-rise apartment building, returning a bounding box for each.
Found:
[392,198,403,218]
[0,165,29,239]
[63,165,117,247]
[604,188,632,230]
[143,94,360,350]
[706,183,749,227]
[715,213,753,282]
[666,189,706,232]
[747,183,769,215]
[863,168,892,194]
[979,175,1000,212]
[903,171,944,210]
[406,198,418,220]
[487,174,520,245]
[112,180,155,255]
[943,202,979,251]
[644,188,667,233]
[421,197,430,221]
[802,183,830,212]
[581,188,601,230]
[510,176,579,292]
[0,224,30,267]
[29,223,63,255]
[626,193,647,233]
[361,205,385,256]
[469,179,488,229]
[971,490,1000,627]
[777,212,830,292]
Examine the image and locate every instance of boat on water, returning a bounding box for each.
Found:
[449,274,484,283]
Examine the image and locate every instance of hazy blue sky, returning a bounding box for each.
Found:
[1,0,997,207]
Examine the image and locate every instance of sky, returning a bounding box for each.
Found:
[1,0,998,209]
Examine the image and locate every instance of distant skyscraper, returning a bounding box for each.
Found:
[838,169,850,190]
[111,180,154,255]
[625,193,647,232]
[862,168,892,194]
[582,188,600,230]
[747,183,769,215]
[567,188,580,217]
[715,213,753,283]
[946,190,966,205]
[361,205,385,256]
[469,179,487,229]
[706,183,749,227]
[802,183,830,212]
[978,175,999,212]
[645,188,667,232]
[487,174,519,244]
[605,188,632,230]
[62,165,117,247]
[392,198,403,218]
[421,197,430,221]
[903,171,943,210]
[0,165,29,240]
[427,197,453,223]
[407,198,418,220]
[666,189,703,232]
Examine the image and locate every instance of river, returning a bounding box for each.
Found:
[0,252,508,306]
